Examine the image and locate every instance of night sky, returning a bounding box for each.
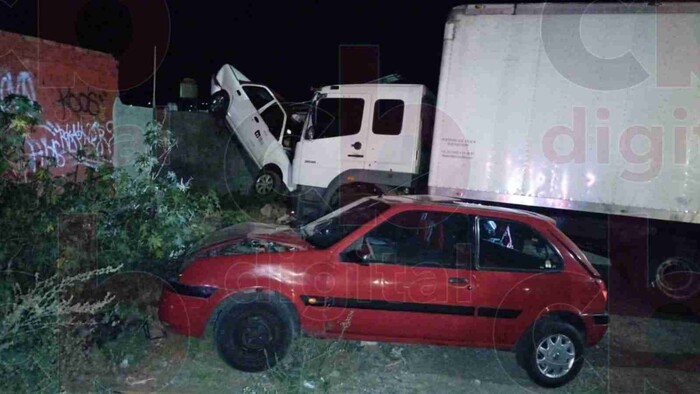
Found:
[0,0,481,106]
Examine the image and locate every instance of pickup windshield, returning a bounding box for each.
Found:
[301,198,391,249]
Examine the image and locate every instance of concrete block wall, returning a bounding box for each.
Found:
[166,111,258,195]
[0,30,118,176]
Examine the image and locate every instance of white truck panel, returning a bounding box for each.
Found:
[429,3,700,223]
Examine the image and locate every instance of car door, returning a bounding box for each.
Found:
[214,65,284,168]
[470,215,566,347]
[322,209,476,343]
[293,94,369,188]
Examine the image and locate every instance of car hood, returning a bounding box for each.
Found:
[189,222,311,258]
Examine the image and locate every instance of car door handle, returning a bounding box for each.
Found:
[351,141,362,150]
[347,154,364,158]
[448,277,468,285]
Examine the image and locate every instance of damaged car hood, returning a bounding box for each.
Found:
[189,222,310,259]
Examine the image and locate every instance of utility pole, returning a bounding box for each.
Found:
[152,46,157,121]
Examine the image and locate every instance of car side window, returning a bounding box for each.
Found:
[312,98,364,139]
[242,85,274,110]
[372,99,404,135]
[476,217,562,271]
[343,211,474,269]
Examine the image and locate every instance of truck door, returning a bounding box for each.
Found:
[294,94,369,189]
[364,89,421,176]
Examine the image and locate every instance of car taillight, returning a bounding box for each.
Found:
[596,278,608,307]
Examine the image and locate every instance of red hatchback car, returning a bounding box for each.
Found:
[159,195,608,387]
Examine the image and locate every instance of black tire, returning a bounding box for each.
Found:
[253,169,282,196]
[210,90,230,117]
[214,300,295,372]
[517,320,585,388]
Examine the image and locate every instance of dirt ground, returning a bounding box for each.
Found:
[67,269,700,394]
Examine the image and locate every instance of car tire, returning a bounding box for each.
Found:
[210,90,230,117]
[214,299,295,372]
[253,170,282,196]
[518,320,585,388]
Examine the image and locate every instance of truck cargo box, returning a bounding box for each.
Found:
[428,2,700,223]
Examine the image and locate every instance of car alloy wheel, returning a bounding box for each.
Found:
[255,173,275,195]
[535,334,576,379]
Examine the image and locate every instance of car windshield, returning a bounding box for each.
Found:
[301,198,391,249]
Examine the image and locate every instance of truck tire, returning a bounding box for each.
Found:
[253,169,282,196]
[654,257,700,302]
[517,320,585,388]
[210,90,230,117]
[214,299,295,372]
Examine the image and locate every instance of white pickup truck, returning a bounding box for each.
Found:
[212,2,700,311]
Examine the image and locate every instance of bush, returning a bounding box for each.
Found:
[0,95,235,392]
[0,266,120,393]
[0,95,220,278]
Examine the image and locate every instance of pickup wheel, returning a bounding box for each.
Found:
[210,90,230,117]
[518,320,584,388]
[214,300,295,372]
[253,170,282,196]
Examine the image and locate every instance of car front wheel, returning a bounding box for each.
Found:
[214,300,295,372]
[519,320,585,388]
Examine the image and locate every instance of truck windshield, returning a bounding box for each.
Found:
[301,198,390,249]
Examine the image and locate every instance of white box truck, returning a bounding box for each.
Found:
[429,2,700,308]
[212,2,700,309]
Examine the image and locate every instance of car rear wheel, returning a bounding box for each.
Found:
[254,170,282,196]
[214,300,294,372]
[518,320,584,388]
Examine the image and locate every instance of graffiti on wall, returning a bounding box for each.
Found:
[56,88,106,118]
[0,62,114,173]
[0,70,37,101]
[26,121,113,170]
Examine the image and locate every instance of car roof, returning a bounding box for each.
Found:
[374,195,557,225]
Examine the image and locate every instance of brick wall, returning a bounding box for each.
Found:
[0,30,118,176]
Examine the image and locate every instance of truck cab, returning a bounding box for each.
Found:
[211,64,433,219]
[293,83,431,219]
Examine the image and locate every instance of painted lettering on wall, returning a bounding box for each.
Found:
[26,121,113,170]
[0,70,37,101]
[56,88,106,118]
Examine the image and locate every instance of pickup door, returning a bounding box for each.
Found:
[213,65,289,172]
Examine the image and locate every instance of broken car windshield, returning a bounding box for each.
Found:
[301,199,391,249]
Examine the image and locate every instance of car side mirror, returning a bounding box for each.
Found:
[344,249,370,265]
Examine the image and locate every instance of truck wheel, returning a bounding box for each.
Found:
[654,257,700,301]
[518,320,584,388]
[254,170,282,196]
[210,90,230,117]
[214,300,295,372]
